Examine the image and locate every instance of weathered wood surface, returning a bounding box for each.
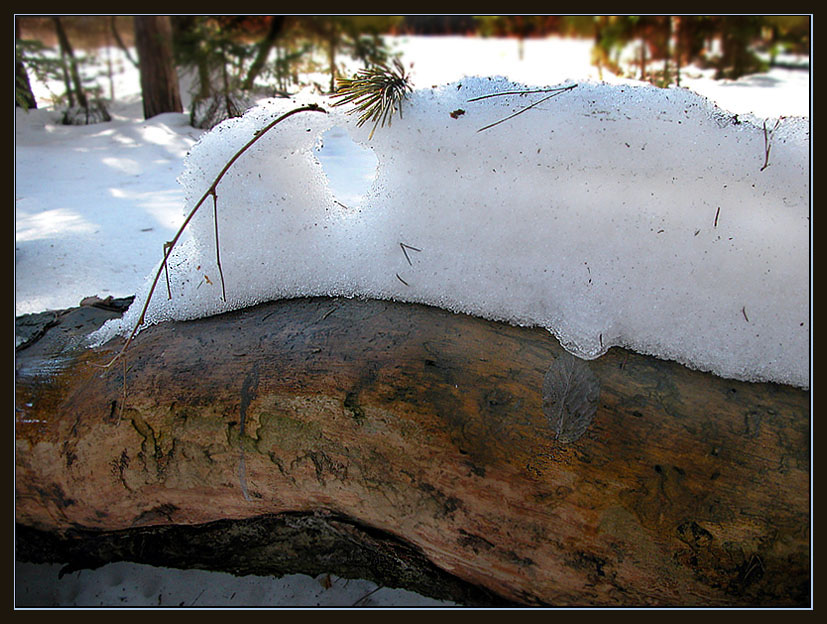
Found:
[15,297,810,606]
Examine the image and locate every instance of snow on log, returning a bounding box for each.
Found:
[96,78,810,389]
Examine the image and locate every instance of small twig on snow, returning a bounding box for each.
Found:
[162,241,173,299]
[760,118,782,172]
[96,104,328,369]
[211,189,226,302]
[469,84,577,132]
[467,84,577,102]
[399,242,421,266]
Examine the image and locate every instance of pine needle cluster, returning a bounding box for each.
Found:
[332,58,412,139]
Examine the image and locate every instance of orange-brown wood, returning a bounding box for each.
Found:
[15,297,810,606]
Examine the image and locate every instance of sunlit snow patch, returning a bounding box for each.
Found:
[95,79,810,389]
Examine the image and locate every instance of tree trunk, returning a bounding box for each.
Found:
[328,32,337,94]
[663,17,672,86]
[241,16,285,91]
[15,297,810,607]
[15,19,37,110]
[673,16,682,87]
[52,17,87,110]
[133,15,182,119]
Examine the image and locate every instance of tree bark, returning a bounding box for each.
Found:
[15,297,810,607]
[15,19,37,110]
[133,15,182,119]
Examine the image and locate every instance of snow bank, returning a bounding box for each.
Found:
[95,78,810,389]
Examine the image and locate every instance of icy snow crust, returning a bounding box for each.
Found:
[99,78,810,389]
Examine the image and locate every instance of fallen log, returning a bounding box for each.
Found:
[15,296,810,607]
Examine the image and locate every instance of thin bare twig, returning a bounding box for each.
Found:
[162,241,173,299]
[212,190,226,302]
[97,104,328,369]
[116,359,134,425]
[320,304,339,322]
[399,242,421,266]
[471,84,577,133]
[760,118,782,172]
[467,85,577,102]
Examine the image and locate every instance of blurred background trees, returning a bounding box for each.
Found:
[16,15,114,122]
[169,15,400,127]
[558,15,809,85]
[16,15,810,125]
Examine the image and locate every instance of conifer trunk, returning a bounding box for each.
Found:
[133,16,182,119]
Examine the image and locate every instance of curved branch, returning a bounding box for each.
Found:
[99,104,328,368]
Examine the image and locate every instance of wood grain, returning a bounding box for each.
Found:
[15,297,810,606]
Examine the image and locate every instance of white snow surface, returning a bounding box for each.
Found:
[16,37,811,390]
[15,97,201,316]
[91,78,809,389]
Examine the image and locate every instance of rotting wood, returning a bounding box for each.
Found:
[15,296,810,606]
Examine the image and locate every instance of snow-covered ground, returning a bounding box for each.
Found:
[15,561,452,608]
[15,34,811,608]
